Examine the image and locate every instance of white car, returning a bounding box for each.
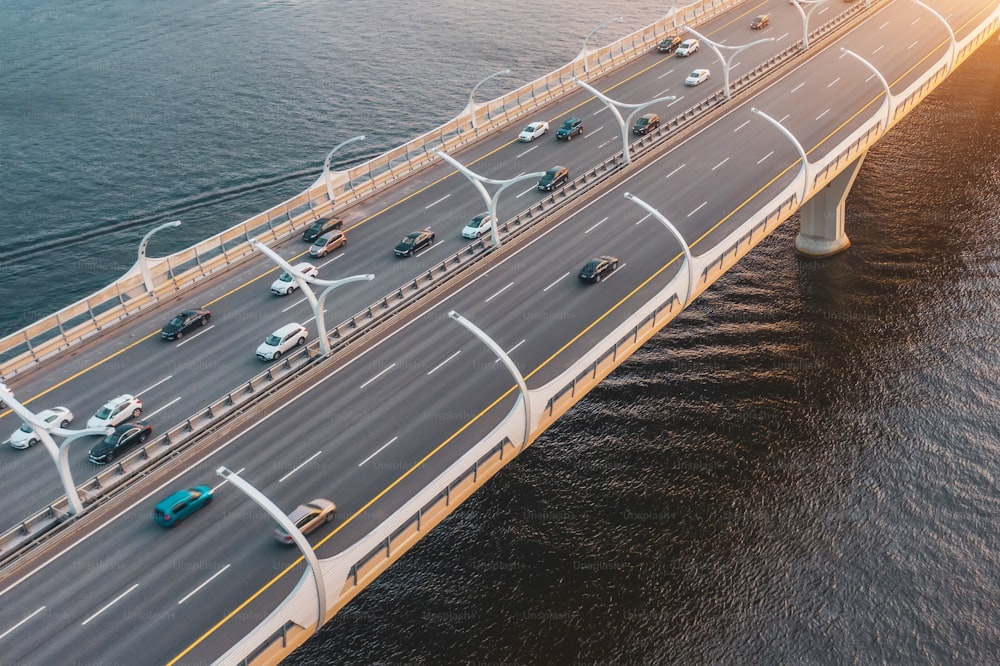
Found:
[9,407,73,449]
[685,68,711,86]
[676,38,699,56]
[256,323,308,361]
[87,394,142,430]
[461,213,493,239]
[518,121,549,142]
[270,262,318,295]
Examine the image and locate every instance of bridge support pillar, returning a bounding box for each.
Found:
[795,151,867,258]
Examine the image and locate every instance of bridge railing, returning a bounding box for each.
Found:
[0,0,750,381]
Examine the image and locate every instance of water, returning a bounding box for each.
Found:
[3,2,1000,663]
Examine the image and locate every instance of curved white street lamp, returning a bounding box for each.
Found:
[250,241,374,357]
[789,0,828,50]
[750,107,811,207]
[0,384,109,516]
[466,69,511,130]
[217,467,327,637]
[434,150,545,249]
[624,192,696,306]
[682,25,775,100]
[841,48,893,133]
[577,16,623,74]
[323,135,366,204]
[911,0,957,71]
[573,79,674,165]
[137,220,182,293]
[447,311,532,448]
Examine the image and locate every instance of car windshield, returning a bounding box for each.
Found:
[94,406,112,419]
[308,222,323,231]
[523,126,534,132]
[169,315,185,326]
[102,432,120,445]
[400,237,415,245]
[561,121,573,128]
[265,334,282,346]
[312,237,327,246]
[637,118,649,125]
[18,422,33,433]
[278,272,293,282]
[584,261,600,271]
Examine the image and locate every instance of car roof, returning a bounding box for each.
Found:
[272,322,303,335]
[317,230,342,240]
[155,489,194,509]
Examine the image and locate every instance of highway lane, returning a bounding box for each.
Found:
[3,2,994,661]
[0,1,789,530]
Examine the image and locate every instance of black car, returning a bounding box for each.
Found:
[160,309,211,340]
[555,117,583,140]
[632,113,660,135]
[579,256,619,283]
[394,230,436,257]
[657,35,682,53]
[302,216,344,242]
[537,166,570,191]
[89,420,152,464]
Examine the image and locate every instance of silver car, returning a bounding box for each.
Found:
[273,498,337,544]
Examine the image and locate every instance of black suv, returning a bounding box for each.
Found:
[555,117,583,140]
[537,166,570,191]
[89,421,152,464]
[657,35,682,53]
[302,216,344,242]
[632,113,660,135]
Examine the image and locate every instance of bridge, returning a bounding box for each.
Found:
[0,0,997,663]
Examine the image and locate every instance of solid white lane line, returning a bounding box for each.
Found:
[81,584,139,626]
[485,281,514,303]
[146,397,181,420]
[827,77,841,87]
[211,467,245,493]
[282,297,307,313]
[758,150,774,165]
[542,272,570,292]
[688,202,708,217]
[279,450,322,483]
[712,157,729,171]
[516,145,538,159]
[358,436,398,467]
[665,164,686,179]
[790,82,805,93]
[733,120,750,132]
[359,363,395,389]
[177,565,231,605]
[427,350,461,375]
[0,606,45,640]
[584,217,608,234]
[138,376,172,396]
[816,109,830,121]
[495,339,526,363]
[176,326,214,347]
[425,194,450,209]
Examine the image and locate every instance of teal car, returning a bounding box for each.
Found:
[154,485,213,527]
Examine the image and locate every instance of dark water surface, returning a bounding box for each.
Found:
[2,1,1000,663]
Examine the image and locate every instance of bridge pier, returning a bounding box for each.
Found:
[795,151,867,258]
